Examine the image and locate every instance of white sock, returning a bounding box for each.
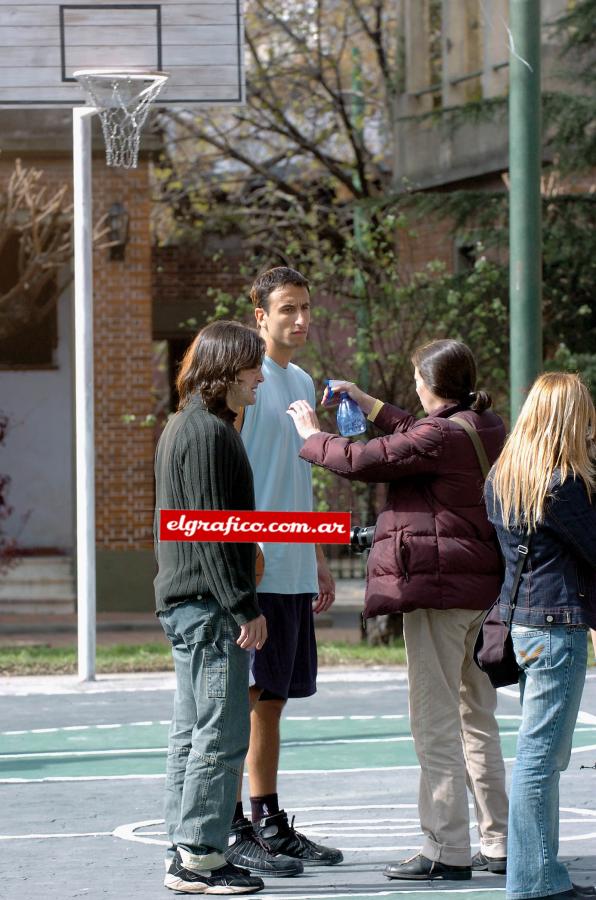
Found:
[178,847,227,872]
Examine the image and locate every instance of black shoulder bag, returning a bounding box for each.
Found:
[472,537,530,688]
[450,415,530,688]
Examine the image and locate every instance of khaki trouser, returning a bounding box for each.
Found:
[403,607,508,865]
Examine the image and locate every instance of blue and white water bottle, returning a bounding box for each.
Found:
[336,391,367,437]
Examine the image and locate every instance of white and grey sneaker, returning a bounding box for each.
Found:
[164,848,264,894]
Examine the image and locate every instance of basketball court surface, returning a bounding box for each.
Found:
[1,667,595,900]
[0,8,595,897]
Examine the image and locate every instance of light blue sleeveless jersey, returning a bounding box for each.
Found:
[241,355,318,595]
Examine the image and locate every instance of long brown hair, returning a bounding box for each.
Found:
[491,372,595,530]
[412,339,492,413]
[176,321,265,420]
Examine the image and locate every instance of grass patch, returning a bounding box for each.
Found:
[0,643,173,676]
[0,634,593,676]
[0,639,406,676]
[318,640,406,666]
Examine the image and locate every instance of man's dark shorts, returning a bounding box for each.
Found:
[250,592,317,700]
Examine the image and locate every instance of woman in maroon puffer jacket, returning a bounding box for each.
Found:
[287,339,509,882]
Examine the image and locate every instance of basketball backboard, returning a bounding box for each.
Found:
[0,1,243,107]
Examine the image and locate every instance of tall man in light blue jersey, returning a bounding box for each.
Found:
[224,267,343,876]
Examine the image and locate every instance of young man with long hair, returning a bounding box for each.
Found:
[155,321,267,895]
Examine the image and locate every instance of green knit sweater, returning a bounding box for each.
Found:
[153,396,260,625]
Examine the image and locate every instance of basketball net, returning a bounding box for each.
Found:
[74,70,169,169]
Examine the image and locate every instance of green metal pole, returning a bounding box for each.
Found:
[351,46,370,394]
[509,0,543,422]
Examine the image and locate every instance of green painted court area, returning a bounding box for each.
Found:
[2,715,596,782]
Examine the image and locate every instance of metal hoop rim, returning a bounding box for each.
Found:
[73,68,169,85]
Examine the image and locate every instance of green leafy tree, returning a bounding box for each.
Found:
[153,0,596,526]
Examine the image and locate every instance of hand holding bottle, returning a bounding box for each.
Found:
[322,379,377,418]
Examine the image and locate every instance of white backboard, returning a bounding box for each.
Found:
[0,1,243,107]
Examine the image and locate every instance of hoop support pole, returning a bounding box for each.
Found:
[73,106,97,682]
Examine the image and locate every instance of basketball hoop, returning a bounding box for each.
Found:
[73,69,169,169]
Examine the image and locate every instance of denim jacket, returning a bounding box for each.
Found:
[485,472,596,629]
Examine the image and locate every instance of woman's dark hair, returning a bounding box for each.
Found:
[176,321,265,419]
[411,339,492,413]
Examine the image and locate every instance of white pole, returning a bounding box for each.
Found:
[73,107,97,682]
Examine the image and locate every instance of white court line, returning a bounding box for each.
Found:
[7,719,596,741]
[0,765,422,783]
[1,774,166,783]
[1,668,593,697]
[7,726,596,761]
[577,711,596,725]
[0,748,167,760]
[0,831,112,840]
[283,736,419,747]
[0,669,410,697]
[2,714,407,735]
[288,804,418,812]
[4,742,596,782]
[5,806,594,846]
[2,721,171,736]
[203,882,505,900]
[570,743,596,756]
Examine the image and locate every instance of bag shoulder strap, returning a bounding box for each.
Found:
[450,414,491,479]
[504,532,532,626]
[449,414,530,625]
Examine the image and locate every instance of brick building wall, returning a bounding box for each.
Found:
[93,163,154,553]
[0,153,156,609]
[152,240,249,340]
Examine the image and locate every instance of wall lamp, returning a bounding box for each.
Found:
[107,202,130,261]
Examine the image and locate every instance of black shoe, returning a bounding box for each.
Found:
[572,887,596,897]
[164,849,264,894]
[383,853,472,881]
[225,817,304,877]
[254,810,343,867]
[471,850,507,874]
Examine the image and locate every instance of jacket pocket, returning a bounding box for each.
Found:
[395,533,410,583]
[577,565,586,599]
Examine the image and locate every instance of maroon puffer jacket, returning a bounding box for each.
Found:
[300,401,505,618]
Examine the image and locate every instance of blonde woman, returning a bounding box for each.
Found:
[485,372,596,900]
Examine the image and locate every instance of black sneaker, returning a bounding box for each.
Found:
[471,851,507,874]
[225,817,304,877]
[254,810,343,867]
[164,849,264,894]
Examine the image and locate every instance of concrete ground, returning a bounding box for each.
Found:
[1,667,595,900]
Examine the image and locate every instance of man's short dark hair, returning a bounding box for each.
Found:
[176,320,265,418]
[249,266,310,312]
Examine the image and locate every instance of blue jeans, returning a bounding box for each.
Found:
[507,624,588,899]
[159,597,250,854]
